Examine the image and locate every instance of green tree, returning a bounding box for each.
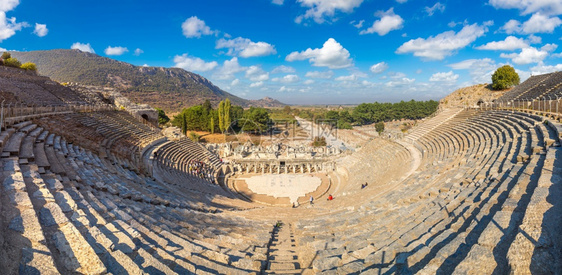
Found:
[224,98,231,131]
[492,65,520,90]
[218,100,225,132]
[20,62,37,71]
[202,99,212,112]
[1,52,11,60]
[181,113,188,135]
[375,122,385,134]
[188,132,200,142]
[4,57,21,68]
[155,108,170,125]
[210,117,215,134]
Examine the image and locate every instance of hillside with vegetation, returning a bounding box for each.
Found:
[12,49,285,113]
[440,83,508,108]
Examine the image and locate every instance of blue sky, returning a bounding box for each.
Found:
[2,0,562,104]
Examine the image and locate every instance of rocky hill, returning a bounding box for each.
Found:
[439,83,509,108]
[13,49,285,113]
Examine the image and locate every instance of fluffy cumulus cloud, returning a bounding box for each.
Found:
[104,46,129,56]
[449,58,497,84]
[0,0,27,42]
[216,37,276,58]
[396,22,490,60]
[335,74,358,81]
[295,0,364,24]
[250,81,264,88]
[502,13,562,34]
[245,65,270,81]
[33,23,47,37]
[273,74,300,83]
[215,57,247,80]
[530,63,562,74]
[360,8,403,36]
[489,0,562,15]
[370,62,388,74]
[134,48,144,56]
[286,38,352,69]
[425,2,445,16]
[272,0,284,5]
[231,79,240,86]
[476,36,529,50]
[500,45,556,64]
[182,16,216,38]
[305,70,334,78]
[385,77,415,87]
[71,42,95,53]
[271,65,296,74]
[429,71,459,82]
[173,54,218,72]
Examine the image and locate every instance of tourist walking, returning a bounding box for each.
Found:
[309,195,314,206]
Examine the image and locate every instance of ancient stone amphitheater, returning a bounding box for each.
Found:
[0,65,561,274]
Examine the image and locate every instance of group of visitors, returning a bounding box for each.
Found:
[188,160,213,181]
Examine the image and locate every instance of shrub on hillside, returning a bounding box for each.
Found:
[1,52,11,60]
[4,57,22,68]
[312,136,327,147]
[20,62,37,71]
[188,132,200,142]
[375,121,385,134]
[492,65,520,90]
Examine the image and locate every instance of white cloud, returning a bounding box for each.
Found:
[0,0,19,12]
[351,20,364,28]
[425,2,445,16]
[489,0,562,15]
[134,48,144,56]
[396,22,489,60]
[501,19,521,34]
[386,77,415,87]
[286,38,352,69]
[273,74,300,83]
[0,0,27,42]
[476,36,529,50]
[272,65,296,74]
[429,71,459,82]
[245,65,270,81]
[173,54,218,72]
[521,13,562,33]
[500,46,551,64]
[215,57,247,80]
[304,79,315,84]
[502,14,562,34]
[250,81,265,88]
[370,62,388,74]
[335,74,358,81]
[527,34,542,43]
[530,63,562,74]
[231,79,240,86]
[71,42,95,53]
[33,23,47,37]
[142,64,149,67]
[272,0,284,5]
[182,16,216,38]
[396,0,407,3]
[305,70,334,78]
[360,8,404,36]
[449,58,497,84]
[104,46,129,56]
[295,0,364,24]
[216,37,276,58]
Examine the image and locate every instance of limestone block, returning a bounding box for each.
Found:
[39,202,69,227]
[312,256,341,272]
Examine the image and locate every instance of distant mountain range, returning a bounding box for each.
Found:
[13,49,285,113]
